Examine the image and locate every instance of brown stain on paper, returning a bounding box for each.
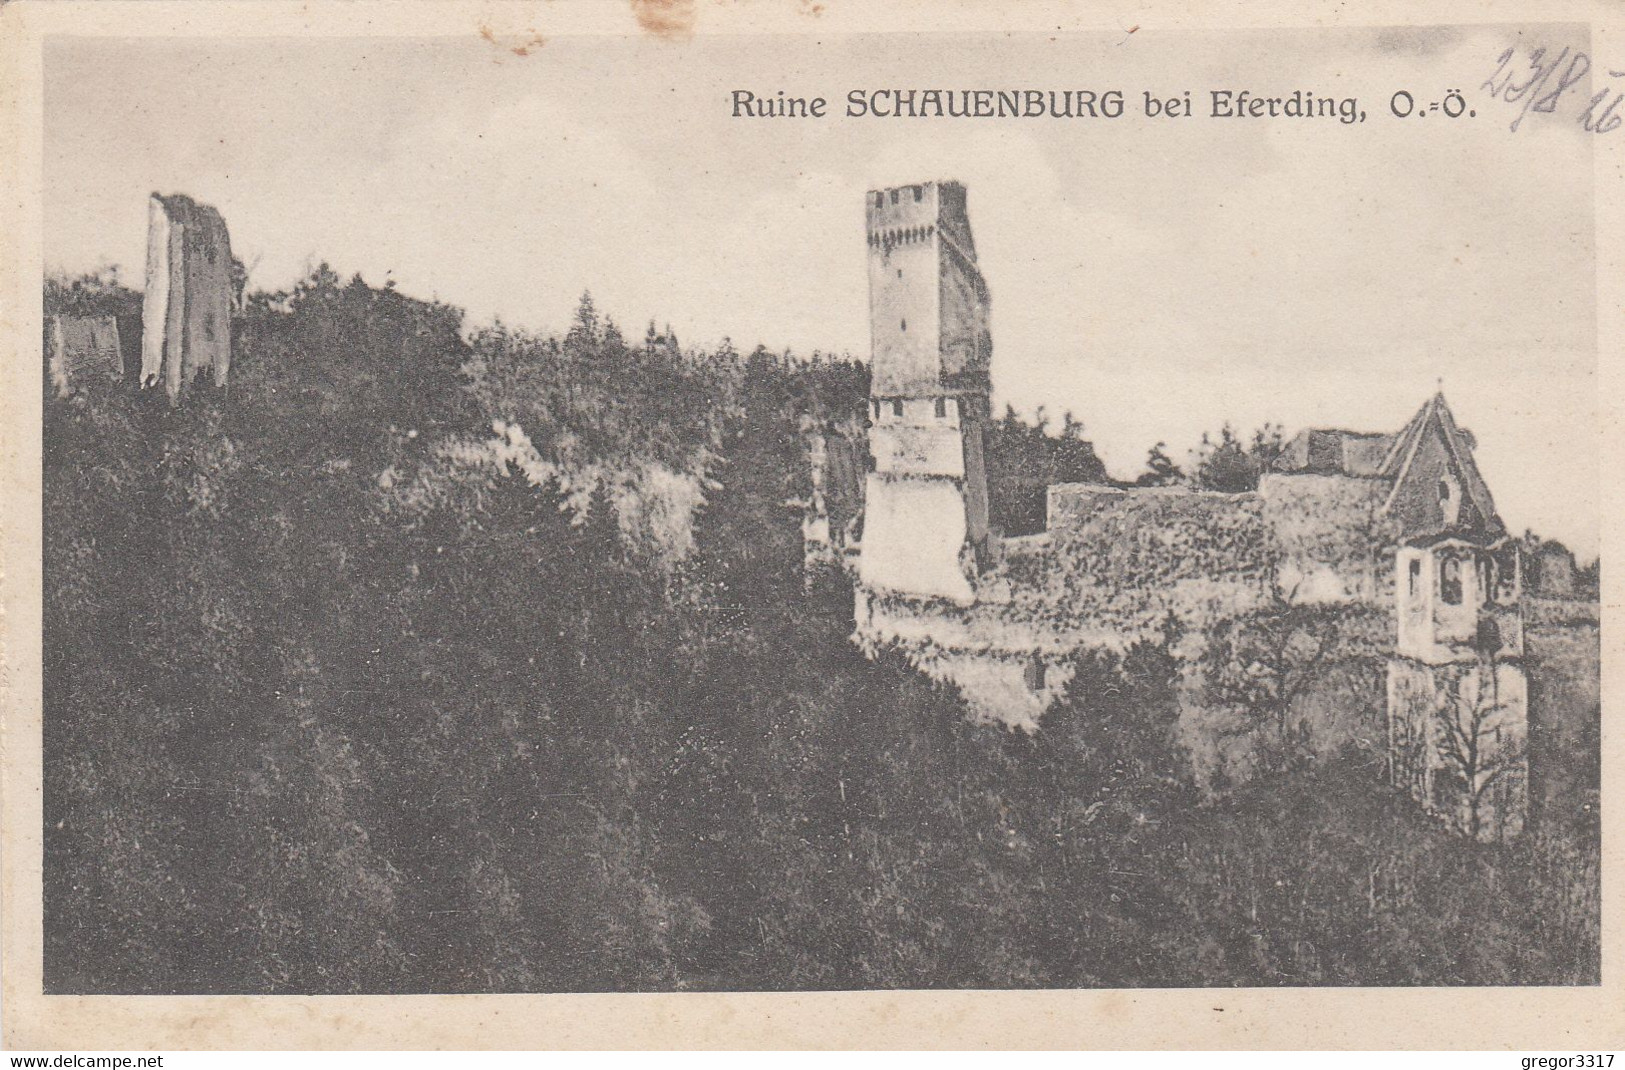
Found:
[478,23,547,58]
[630,0,696,40]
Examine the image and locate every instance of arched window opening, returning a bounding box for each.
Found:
[1440,555,1464,606]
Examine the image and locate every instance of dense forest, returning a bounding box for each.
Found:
[43,269,1599,993]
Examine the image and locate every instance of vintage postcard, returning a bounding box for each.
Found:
[1,0,1620,1050]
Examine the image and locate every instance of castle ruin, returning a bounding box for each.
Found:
[141,192,234,399]
[47,314,125,397]
[841,180,1528,841]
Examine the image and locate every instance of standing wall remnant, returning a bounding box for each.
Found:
[141,192,234,399]
[47,315,123,397]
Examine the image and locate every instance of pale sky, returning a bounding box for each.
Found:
[44,26,1599,557]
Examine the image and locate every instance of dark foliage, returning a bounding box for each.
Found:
[1134,442,1184,487]
[985,405,1110,535]
[43,275,1598,993]
[1192,423,1285,493]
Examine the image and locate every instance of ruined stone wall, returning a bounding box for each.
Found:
[853,589,1068,730]
[140,194,174,388]
[1277,428,1395,476]
[1258,472,1394,605]
[822,424,866,542]
[1529,546,1578,597]
[801,417,867,578]
[142,193,234,399]
[857,483,1405,742]
[960,408,990,552]
[909,647,1070,732]
[182,201,233,386]
[857,488,1278,726]
[860,568,1392,748]
[1525,596,1600,627]
[1525,616,1600,827]
[1025,486,1276,642]
[47,315,123,397]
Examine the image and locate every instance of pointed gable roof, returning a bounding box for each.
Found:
[1379,392,1502,542]
[1376,396,1432,479]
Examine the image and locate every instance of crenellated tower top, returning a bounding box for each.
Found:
[865,181,991,401]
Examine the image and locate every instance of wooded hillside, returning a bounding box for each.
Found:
[43,270,1599,992]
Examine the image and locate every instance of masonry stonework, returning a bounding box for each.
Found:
[841,179,1532,839]
[47,315,124,397]
[142,192,234,399]
[858,182,993,604]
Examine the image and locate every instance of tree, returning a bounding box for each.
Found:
[1432,669,1526,842]
[1135,442,1183,487]
[1200,599,1342,773]
[985,405,1109,534]
[1192,422,1285,493]
[1042,622,1187,797]
[44,266,142,320]
[42,266,1599,994]
[1575,557,1600,600]
[567,290,601,346]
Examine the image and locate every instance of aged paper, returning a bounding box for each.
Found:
[2,0,1621,1050]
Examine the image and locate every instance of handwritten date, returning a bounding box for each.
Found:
[1482,45,1623,134]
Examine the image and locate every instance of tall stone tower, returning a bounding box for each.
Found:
[858,181,992,604]
[141,192,234,400]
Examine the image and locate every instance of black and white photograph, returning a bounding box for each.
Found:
[3,0,1617,1051]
